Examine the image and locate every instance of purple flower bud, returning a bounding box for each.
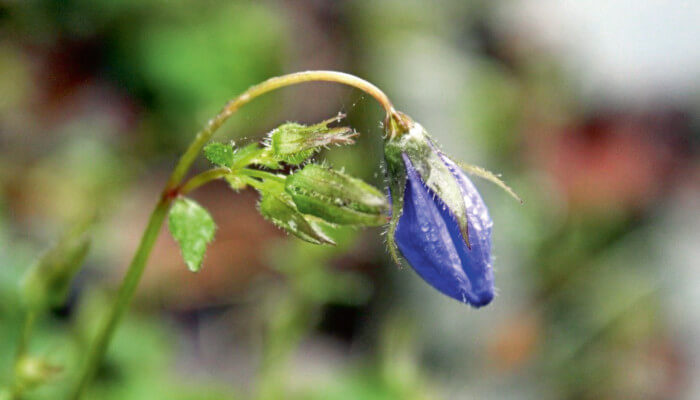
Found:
[384,115,494,307]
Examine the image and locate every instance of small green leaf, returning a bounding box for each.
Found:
[204,142,234,168]
[286,164,389,226]
[168,198,216,272]
[258,182,335,245]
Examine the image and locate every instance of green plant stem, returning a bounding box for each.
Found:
[239,175,267,191]
[179,167,232,195]
[69,199,170,400]
[165,70,396,190]
[14,311,36,365]
[179,167,286,196]
[240,168,285,183]
[71,71,396,399]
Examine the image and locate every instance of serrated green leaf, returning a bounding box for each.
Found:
[204,142,234,168]
[258,183,335,245]
[168,198,216,272]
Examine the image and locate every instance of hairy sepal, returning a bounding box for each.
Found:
[285,164,389,227]
[384,118,471,248]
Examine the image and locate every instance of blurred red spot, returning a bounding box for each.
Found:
[528,112,688,213]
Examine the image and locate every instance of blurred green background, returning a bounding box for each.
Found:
[1,1,699,399]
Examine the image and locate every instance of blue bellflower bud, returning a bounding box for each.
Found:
[384,114,494,307]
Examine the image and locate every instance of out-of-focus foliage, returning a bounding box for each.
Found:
[1,0,699,399]
[21,219,92,310]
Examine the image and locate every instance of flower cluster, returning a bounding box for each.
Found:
[168,114,390,271]
[170,110,519,308]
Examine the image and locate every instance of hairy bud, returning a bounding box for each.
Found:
[286,164,389,226]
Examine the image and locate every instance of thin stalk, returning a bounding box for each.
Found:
[71,71,396,399]
[69,199,170,400]
[165,70,396,190]
[179,167,232,195]
[240,175,267,191]
[240,168,285,183]
[14,311,36,365]
[179,166,286,196]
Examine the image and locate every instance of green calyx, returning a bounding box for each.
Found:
[285,164,389,227]
[257,179,335,245]
[383,113,472,248]
[267,113,357,165]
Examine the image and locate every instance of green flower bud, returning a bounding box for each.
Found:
[267,113,357,165]
[258,180,335,245]
[285,164,389,226]
[22,220,92,310]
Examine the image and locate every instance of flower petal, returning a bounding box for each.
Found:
[439,153,493,266]
[394,154,494,307]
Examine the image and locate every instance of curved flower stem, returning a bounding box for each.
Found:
[70,71,396,399]
[166,70,396,191]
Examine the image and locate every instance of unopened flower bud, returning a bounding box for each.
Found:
[384,113,494,307]
[267,113,357,165]
[285,164,389,226]
[258,180,335,245]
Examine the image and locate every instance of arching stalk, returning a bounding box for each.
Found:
[70,71,396,400]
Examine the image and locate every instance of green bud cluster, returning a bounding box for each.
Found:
[169,114,389,272]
